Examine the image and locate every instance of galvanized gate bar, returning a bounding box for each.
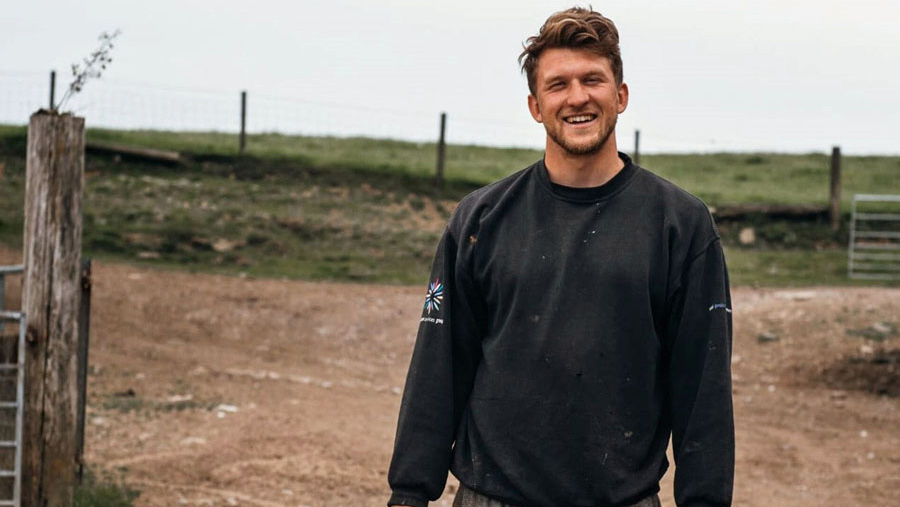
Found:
[855,231,900,239]
[853,252,900,261]
[855,243,900,250]
[0,310,24,507]
[0,266,23,339]
[849,194,900,280]
[853,194,900,202]
[856,213,900,221]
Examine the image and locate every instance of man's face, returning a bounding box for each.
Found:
[527,48,628,156]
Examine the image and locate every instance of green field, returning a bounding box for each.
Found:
[1,125,898,286]
[79,127,899,209]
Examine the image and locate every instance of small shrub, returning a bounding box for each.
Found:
[756,221,799,246]
[74,467,140,507]
[745,155,767,165]
[84,230,128,253]
[408,196,426,211]
[102,396,145,413]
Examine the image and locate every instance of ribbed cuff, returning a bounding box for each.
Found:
[387,492,428,507]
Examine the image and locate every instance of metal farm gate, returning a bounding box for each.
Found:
[848,194,900,280]
[0,264,25,507]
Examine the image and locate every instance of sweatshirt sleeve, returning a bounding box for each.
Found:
[387,225,486,507]
[665,238,735,507]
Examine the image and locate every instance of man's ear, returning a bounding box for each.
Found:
[617,82,629,114]
[527,94,543,123]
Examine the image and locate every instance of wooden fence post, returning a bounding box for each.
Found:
[633,129,640,165]
[435,112,446,189]
[75,258,92,484]
[22,110,84,507]
[240,90,247,155]
[830,146,841,231]
[49,71,56,110]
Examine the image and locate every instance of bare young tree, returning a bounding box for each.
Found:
[55,30,121,111]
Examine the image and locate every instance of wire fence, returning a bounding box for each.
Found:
[0,70,864,154]
[0,71,550,150]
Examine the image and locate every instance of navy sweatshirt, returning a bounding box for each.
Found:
[388,154,734,507]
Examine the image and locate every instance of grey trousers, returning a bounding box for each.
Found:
[452,483,662,507]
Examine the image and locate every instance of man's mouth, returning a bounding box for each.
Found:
[563,114,597,124]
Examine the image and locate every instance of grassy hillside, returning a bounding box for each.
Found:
[80,127,899,209]
[1,125,898,286]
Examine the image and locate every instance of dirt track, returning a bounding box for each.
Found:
[1,248,898,506]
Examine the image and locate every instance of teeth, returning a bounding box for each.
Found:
[566,115,595,124]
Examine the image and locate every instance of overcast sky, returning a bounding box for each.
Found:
[3,0,899,154]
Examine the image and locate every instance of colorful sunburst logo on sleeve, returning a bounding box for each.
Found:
[424,279,444,313]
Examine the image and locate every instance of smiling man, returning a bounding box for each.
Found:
[388,7,734,507]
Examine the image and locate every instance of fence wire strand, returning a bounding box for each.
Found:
[0,71,798,152]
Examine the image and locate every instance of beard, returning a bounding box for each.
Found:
[545,114,618,156]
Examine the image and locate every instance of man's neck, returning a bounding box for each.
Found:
[544,140,624,188]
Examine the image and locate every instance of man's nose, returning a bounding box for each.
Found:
[566,82,589,106]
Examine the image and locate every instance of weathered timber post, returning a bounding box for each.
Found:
[49,71,57,110]
[633,129,641,165]
[829,146,841,231]
[75,258,91,484]
[239,90,247,155]
[22,110,85,507]
[435,112,446,189]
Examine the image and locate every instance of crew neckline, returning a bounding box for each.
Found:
[536,152,640,203]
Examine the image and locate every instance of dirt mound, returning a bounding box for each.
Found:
[820,348,900,397]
